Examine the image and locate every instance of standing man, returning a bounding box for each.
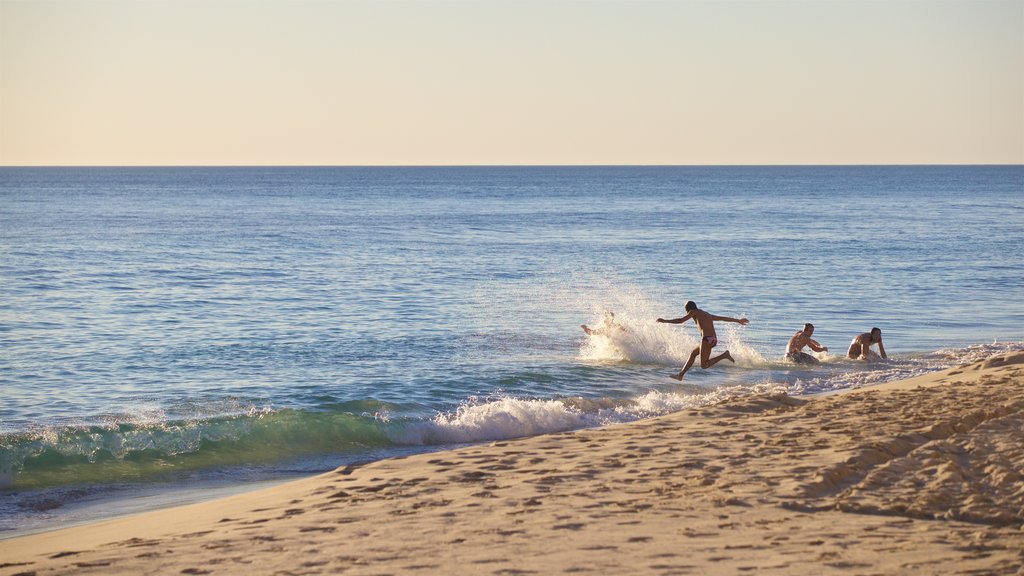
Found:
[848,327,887,360]
[657,300,749,380]
[786,323,828,364]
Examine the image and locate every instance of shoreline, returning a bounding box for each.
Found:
[0,348,982,541]
[0,476,304,542]
[2,352,1022,575]
[0,348,983,541]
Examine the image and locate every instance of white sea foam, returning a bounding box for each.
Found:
[390,397,593,445]
[763,342,1024,396]
[388,383,791,447]
[388,341,1024,448]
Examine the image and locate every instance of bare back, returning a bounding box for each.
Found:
[690,309,717,339]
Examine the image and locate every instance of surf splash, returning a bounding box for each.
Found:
[579,309,767,367]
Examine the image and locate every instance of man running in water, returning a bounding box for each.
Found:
[848,327,887,360]
[786,323,828,364]
[657,301,749,380]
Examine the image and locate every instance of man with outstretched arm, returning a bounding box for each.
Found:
[656,300,749,380]
[786,323,828,364]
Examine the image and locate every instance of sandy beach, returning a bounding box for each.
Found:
[2,351,1022,575]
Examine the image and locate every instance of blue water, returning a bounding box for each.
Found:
[1,166,1022,533]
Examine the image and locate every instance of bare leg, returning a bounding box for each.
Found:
[703,350,734,369]
[672,347,701,380]
[697,339,713,368]
[847,342,861,359]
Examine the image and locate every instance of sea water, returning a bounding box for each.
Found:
[1,166,1022,534]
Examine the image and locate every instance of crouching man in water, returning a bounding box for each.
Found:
[581,311,626,336]
[786,323,828,364]
[657,300,749,381]
[848,327,887,360]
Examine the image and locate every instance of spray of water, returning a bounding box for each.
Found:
[574,281,764,367]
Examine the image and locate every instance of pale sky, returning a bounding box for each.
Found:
[1,0,1022,166]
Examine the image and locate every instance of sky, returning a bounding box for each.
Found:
[1,0,1022,166]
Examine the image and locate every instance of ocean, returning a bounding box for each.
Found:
[1,165,1022,535]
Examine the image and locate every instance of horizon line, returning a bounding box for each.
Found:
[2,162,1022,169]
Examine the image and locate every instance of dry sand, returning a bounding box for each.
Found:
[2,352,1023,575]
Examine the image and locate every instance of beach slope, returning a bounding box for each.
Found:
[2,352,1023,575]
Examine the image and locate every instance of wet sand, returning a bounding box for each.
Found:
[2,352,1022,575]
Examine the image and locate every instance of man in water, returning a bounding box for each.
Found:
[847,327,887,360]
[786,323,828,364]
[657,301,749,380]
[581,311,626,336]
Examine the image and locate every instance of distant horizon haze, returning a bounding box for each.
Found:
[2,1,1021,167]
[2,163,1024,169]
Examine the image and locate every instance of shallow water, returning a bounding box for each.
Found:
[1,166,1022,533]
